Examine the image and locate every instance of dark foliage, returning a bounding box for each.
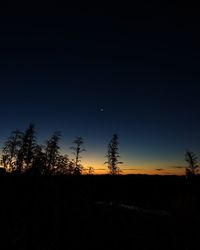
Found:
[105,134,123,175]
[185,150,199,176]
[2,129,23,172]
[1,127,86,176]
[71,136,85,175]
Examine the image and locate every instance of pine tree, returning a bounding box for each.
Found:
[185,150,199,176]
[30,144,46,175]
[17,124,37,173]
[44,131,61,175]
[105,134,123,175]
[71,137,85,175]
[54,154,70,175]
[2,130,23,172]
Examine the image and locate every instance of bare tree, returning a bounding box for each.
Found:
[105,134,123,175]
[185,150,199,176]
[71,137,85,175]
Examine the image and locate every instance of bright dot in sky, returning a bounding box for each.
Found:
[100,108,104,112]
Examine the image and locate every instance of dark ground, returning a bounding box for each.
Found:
[0,175,199,250]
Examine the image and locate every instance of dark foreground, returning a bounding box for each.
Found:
[0,175,199,250]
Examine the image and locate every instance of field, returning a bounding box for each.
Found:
[0,175,199,249]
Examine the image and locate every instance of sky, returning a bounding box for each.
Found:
[0,3,200,174]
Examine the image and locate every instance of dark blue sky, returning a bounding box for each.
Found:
[0,4,200,174]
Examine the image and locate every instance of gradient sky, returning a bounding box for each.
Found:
[0,4,200,174]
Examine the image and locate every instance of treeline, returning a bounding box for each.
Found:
[1,123,199,177]
[0,124,123,176]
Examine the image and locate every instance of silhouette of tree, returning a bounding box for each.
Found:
[87,166,95,175]
[30,144,46,175]
[2,129,23,172]
[54,154,70,175]
[105,134,123,175]
[44,131,61,175]
[71,137,85,175]
[1,155,8,169]
[185,150,199,176]
[67,161,76,175]
[16,124,37,173]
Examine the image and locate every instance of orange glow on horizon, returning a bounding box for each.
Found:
[81,156,186,176]
[84,166,185,176]
[0,157,186,176]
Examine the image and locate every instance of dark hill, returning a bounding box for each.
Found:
[0,175,199,249]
